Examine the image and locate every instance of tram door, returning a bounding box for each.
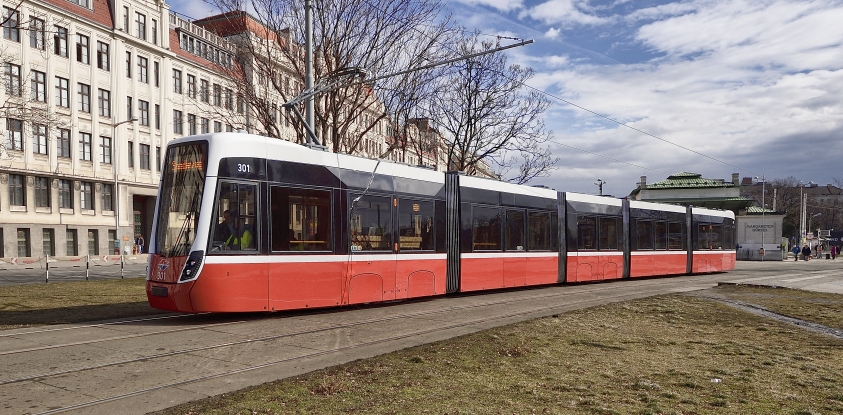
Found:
[348,194,397,304]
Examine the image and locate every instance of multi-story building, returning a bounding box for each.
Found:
[0,1,434,259]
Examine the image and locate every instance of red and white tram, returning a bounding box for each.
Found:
[147,133,735,313]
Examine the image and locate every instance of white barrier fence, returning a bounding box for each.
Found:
[0,255,148,283]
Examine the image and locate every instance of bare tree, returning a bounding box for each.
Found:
[202,0,454,156]
[427,32,556,183]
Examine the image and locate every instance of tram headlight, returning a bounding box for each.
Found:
[180,250,205,282]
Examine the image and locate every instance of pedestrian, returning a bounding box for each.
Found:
[832,245,838,260]
[801,245,811,261]
[136,234,145,254]
[817,244,823,259]
[792,245,800,261]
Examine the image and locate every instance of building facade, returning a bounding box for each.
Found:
[1,0,433,259]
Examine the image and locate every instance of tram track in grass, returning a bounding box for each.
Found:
[1,273,720,390]
[29,282,678,415]
[0,273,709,359]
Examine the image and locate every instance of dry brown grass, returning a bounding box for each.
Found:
[157,290,843,415]
[713,284,843,330]
[0,278,167,329]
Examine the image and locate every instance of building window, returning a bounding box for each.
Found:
[9,174,25,206]
[126,52,131,78]
[225,88,233,109]
[187,74,196,98]
[97,41,109,70]
[140,144,150,170]
[200,79,209,102]
[156,146,161,168]
[33,124,47,155]
[128,140,134,168]
[173,69,182,94]
[100,136,112,164]
[188,114,197,135]
[123,6,129,32]
[98,89,111,117]
[67,229,78,256]
[237,94,245,114]
[4,63,21,96]
[108,229,117,253]
[101,183,113,211]
[29,17,45,50]
[69,0,91,7]
[34,176,50,208]
[58,129,71,158]
[78,83,91,113]
[6,118,22,151]
[151,19,157,44]
[31,70,46,102]
[80,182,93,210]
[43,229,55,256]
[226,124,233,132]
[155,104,160,129]
[127,96,132,119]
[76,34,89,64]
[201,117,209,134]
[55,77,69,107]
[2,7,20,42]
[213,83,221,106]
[17,229,31,257]
[88,229,99,255]
[173,110,183,134]
[59,179,72,208]
[135,12,146,40]
[153,61,159,86]
[138,56,148,83]
[54,26,68,57]
[213,121,221,133]
[139,100,149,126]
[79,132,92,161]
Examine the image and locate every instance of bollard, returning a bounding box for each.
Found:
[121,255,124,279]
[46,255,49,283]
[86,255,90,281]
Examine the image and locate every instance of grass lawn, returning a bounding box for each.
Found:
[156,286,843,415]
[0,278,167,330]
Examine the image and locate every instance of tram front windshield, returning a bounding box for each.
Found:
[155,142,207,257]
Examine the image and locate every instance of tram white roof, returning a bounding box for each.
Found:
[566,192,623,207]
[691,206,735,219]
[629,199,686,213]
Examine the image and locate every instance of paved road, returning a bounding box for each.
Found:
[0,260,840,415]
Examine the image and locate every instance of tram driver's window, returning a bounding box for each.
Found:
[398,198,434,251]
[270,186,332,252]
[210,182,257,252]
[350,195,392,252]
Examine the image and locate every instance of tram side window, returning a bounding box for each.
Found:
[599,216,621,251]
[270,186,332,252]
[472,206,501,251]
[506,209,525,251]
[655,221,667,250]
[528,211,551,251]
[636,220,654,250]
[210,182,257,252]
[724,224,734,249]
[668,222,686,250]
[398,198,434,251]
[350,195,392,252]
[710,224,723,250]
[577,215,597,250]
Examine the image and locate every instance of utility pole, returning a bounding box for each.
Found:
[305,0,315,145]
[594,178,606,196]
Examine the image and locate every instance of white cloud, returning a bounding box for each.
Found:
[521,0,609,26]
[527,0,843,192]
[544,27,561,39]
[456,0,525,13]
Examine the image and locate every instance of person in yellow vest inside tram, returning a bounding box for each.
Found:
[226,215,254,250]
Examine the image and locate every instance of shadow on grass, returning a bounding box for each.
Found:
[0,302,170,329]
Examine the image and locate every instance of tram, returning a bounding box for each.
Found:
[147,133,735,313]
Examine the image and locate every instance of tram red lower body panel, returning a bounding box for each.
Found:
[567,254,624,282]
[460,254,558,292]
[692,251,735,273]
[630,252,687,277]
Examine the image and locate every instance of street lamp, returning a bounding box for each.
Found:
[112,118,137,254]
[809,213,822,246]
[594,178,606,196]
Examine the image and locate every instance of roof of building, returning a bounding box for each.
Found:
[43,0,113,29]
[745,206,784,215]
[641,196,755,211]
[644,172,736,190]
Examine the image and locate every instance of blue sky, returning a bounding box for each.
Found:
[169,0,843,195]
